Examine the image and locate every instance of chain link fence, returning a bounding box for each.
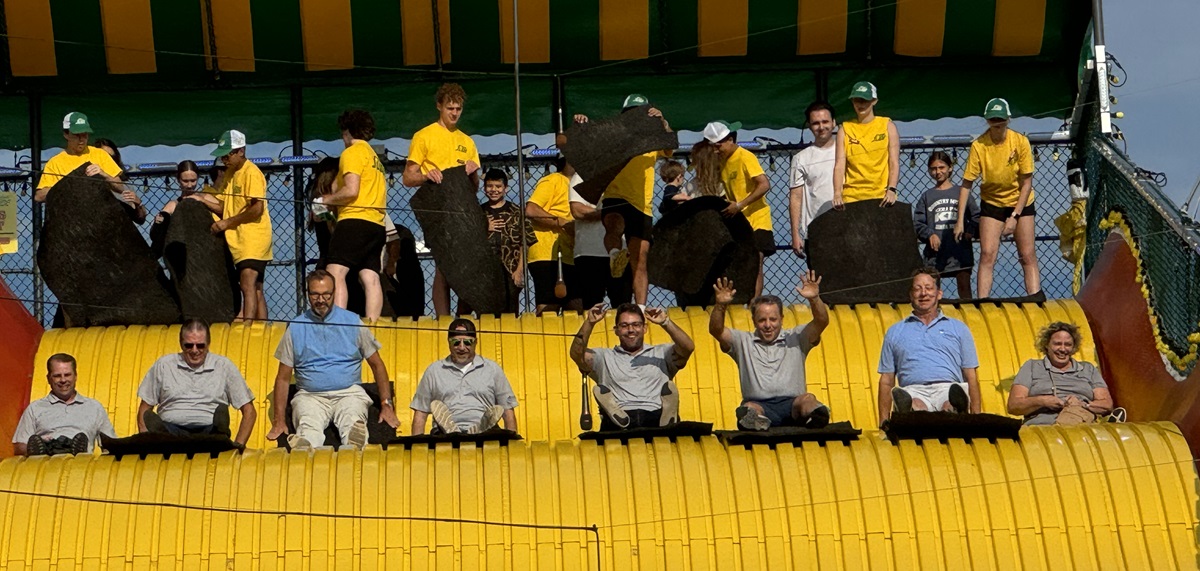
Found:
[1,140,1078,325]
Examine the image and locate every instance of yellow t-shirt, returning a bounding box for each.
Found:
[408,122,480,173]
[722,146,772,231]
[963,130,1036,208]
[841,116,892,203]
[526,172,574,263]
[603,151,666,216]
[337,140,387,225]
[217,162,273,263]
[36,147,122,190]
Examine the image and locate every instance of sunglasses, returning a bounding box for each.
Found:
[183,343,207,350]
[450,338,476,347]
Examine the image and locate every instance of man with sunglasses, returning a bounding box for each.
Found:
[410,319,519,435]
[136,319,257,447]
[570,303,695,430]
[266,269,401,449]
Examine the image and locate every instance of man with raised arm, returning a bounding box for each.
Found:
[403,83,482,316]
[136,319,257,447]
[13,353,116,456]
[36,112,147,220]
[569,303,695,429]
[266,270,400,449]
[709,271,832,431]
[877,268,982,427]
[410,319,519,435]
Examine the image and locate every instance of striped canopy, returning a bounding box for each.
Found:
[1,0,1091,148]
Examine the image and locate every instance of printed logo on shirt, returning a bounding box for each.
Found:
[1008,149,1019,166]
[456,144,468,153]
[872,133,886,142]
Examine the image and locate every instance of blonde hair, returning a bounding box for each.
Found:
[689,140,724,197]
[1035,321,1083,355]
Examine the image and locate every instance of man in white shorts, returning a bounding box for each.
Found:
[877,268,981,427]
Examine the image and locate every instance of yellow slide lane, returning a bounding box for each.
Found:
[0,424,1194,569]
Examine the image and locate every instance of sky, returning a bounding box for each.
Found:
[2,1,1196,214]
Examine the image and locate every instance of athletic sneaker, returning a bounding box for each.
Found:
[592,384,630,428]
[948,384,969,414]
[347,419,369,449]
[1107,407,1127,423]
[286,434,312,450]
[26,436,47,456]
[659,382,680,426]
[143,410,168,434]
[804,405,831,429]
[736,406,771,431]
[476,405,506,433]
[70,433,89,455]
[891,387,913,414]
[608,248,630,278]
[430,400,460,434]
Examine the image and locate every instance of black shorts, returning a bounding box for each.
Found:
[326,219,386,273]
[980,201,1036,222]
[529,260,579,305]
[235,259,268,282]
[601,198,653,242]
[599,408,662,431]
[744,395,799,427]
[753,229,776,257]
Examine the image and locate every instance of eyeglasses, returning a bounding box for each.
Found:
[307,292,333,301]
[615,322,645,330]
[183,343,207,350]
[450,338,476,347]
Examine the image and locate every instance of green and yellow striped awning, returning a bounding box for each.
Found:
[0,0,1091,148]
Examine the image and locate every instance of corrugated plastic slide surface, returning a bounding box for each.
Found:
[30,301,1095,447]
[0,423,1194,570]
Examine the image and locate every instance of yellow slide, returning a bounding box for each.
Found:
[0,302,1194,569]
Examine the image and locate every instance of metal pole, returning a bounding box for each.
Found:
[1092,0,1112,133]
[513,0,529,314]
[552,75,565,134]
[290,86,306,315]
[28,93,43,325]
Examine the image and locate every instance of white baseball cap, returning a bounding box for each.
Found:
[702,120,742,144]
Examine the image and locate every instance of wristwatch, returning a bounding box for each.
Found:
[885,186,897,193]
[382,398,393,407]
[1009,211,1020,219]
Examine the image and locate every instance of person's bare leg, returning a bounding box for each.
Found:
[238,268,258,324]
[602,212,625,253]
[791,393,821,418]
[976,217,1004,298]
[359,268,382,322]
[255,284,268,320]
[911,399,930,411]
[327,263,351,309]
[755,253,765,297]
[1014,216,1041,294]
[955,271,973,299]
[629,236,650,305]
[432,266,451,317]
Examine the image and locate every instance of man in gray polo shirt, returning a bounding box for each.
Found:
[136,319,257,447]
[570,303,696,430]
[411,319,519,435]
[13,353,116,456]
[709,271,831,431]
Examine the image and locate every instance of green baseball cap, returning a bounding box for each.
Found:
[983,97,1011,120]
[210,129,247,157]
[62,112,93,134]
[848,81,878,101]
[622,93,649,109]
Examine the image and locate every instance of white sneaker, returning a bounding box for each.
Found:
[287,434,312,450]
[431,400,459,434]
[476,405,505,433]
[347,419,369,449]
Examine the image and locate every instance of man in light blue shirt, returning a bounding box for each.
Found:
[877,268,981,427]
[266,270,400,449]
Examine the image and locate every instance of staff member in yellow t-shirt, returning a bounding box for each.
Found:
[319,110,390,323]
[703,120,773,297]
[572,94,672,306]
[35,112,145,217]
[209,129,274,323]
[524,156,579,314]
[833,81,900,209]
[403,83,482,317]
[953,98,1041,299]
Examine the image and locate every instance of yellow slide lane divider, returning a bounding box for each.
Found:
[0,423,1194,569]
[32,301,1095,448]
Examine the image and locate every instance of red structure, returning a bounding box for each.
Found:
[0,276,43,458]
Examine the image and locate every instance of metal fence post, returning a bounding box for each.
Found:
[290,86,307,315]
[28,93,43,325]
